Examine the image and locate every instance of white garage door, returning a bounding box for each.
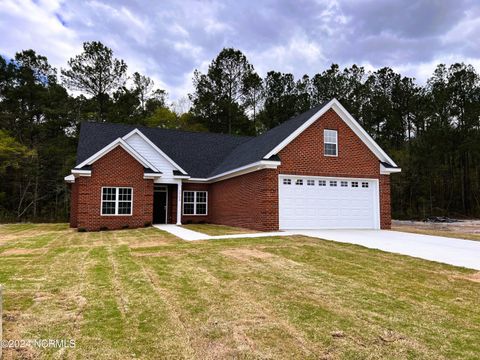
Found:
[279,175,380,229]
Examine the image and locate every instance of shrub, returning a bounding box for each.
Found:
[78,227,87,232]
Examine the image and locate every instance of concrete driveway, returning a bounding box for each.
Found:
[294,230,480,270]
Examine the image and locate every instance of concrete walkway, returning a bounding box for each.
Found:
[153,224,291,241]
[295,229,480,270]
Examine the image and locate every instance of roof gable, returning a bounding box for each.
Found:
[74,99,398,180]
[76,138,159,171]
[122,129,187,176]
[263,99,397,167]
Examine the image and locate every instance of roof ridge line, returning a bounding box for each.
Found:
[82,121,255,140]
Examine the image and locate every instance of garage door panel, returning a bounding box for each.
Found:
[279,175,379,229]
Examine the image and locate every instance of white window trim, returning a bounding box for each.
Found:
[182,190,208,216]
[324,129,338,157]
[100,187,133,216]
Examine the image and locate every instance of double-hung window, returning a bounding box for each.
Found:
[324,129,338,156]
[101,187,133,215]
[183,191,208,215]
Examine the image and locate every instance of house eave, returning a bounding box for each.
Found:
[71,169,92,176]
[64,174,75,183]
[143,173,163,179]
[380,162,402,175]
[185,160,281,183]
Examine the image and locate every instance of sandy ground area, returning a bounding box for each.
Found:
[393,219,480,235]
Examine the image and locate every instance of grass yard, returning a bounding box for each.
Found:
[0,224,479,359]
[181,223,258,236]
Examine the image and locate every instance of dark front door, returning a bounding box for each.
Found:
[153,191,167,224]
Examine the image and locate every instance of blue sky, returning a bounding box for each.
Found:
[1,0,479,101]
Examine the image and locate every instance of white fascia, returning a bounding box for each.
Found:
[64,174,75,183]
[71,170,92,180]
[122,128,188,175]
[187,160,281,183]
[65,169,92,183]
[75,138,159,172]
[264,98,398,167]
[380,163,402,175]
[144,173,163,179]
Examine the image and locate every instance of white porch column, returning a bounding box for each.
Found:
[176,181,182,225]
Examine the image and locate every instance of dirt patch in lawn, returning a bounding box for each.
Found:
[221,248,274,261]
[182,223,259,236]
[455,272,480,283]
[128,240,172,249]
[133,251,183,258]
[0,248,44,256]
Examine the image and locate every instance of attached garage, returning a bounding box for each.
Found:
[279,175,380,230]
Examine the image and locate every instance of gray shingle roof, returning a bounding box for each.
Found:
[209,102,328,176]
[75,101,330,179]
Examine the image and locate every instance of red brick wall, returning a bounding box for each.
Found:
[277,109,379,177]
[379,175,391,229]
[207,169,278,231]
[74,146,154,231]
[69,182,78,228]
[166,184,177,224]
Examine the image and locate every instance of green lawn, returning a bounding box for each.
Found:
[181,223,258,236]
[0,224,479,359]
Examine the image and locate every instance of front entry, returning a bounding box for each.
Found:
[153,187,168,224]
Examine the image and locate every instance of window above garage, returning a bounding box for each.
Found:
[324,129,338,156]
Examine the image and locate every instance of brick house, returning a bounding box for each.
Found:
[65,99,400,231]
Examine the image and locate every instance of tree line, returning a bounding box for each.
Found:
[1,42,479,221]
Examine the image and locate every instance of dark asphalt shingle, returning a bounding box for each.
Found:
[75,101,330,178]
[76,123,252,178]
[209,102,329,176]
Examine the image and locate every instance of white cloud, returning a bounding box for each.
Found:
[250,32,325,75]
[0,0,79,67]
